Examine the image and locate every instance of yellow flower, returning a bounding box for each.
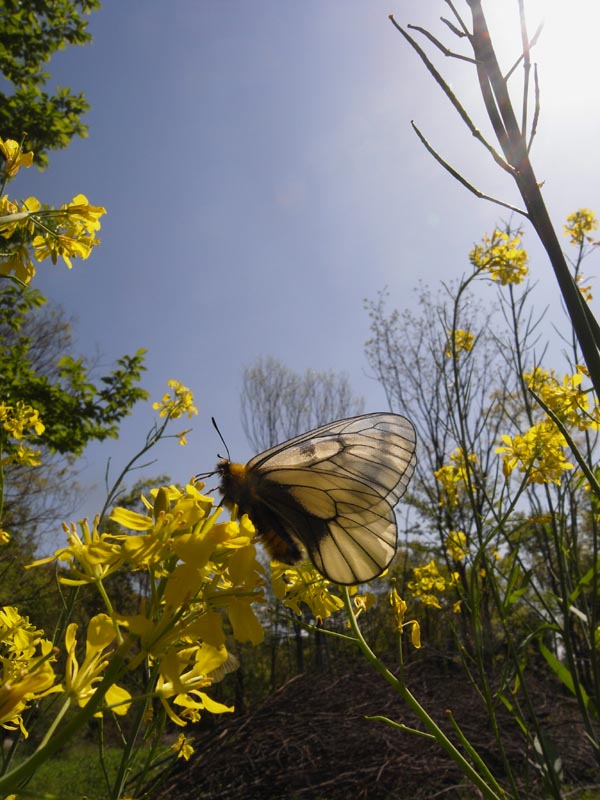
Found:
[0,530,9,545]
[155,644,234,726]
[62,194,106,234]
[434,449,478,507]
[410,620,422,649]
[446,530,468,562]
[28,517,124,585]
[445,329,475,358]
[271,561,344,622]
[525,365,599,430]
[64,614,131,716]
[172,732,195,761]
[563,208,598,247]
[0,401,44,439]
[32,231,95,268]
[0,245,35,283]
[389,586,407,631]
[0,607,61,736]
[0,402,45,466]
[152,380,198,420]
[354,592,376,616]
[470,229,528,285]
[0,137,34,178]
[496,421,573,484]
[408,560,447,607]
[576,273,593,303]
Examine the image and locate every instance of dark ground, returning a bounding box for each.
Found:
[154,656,600,800]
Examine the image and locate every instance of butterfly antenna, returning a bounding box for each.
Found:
[211,416,231,462]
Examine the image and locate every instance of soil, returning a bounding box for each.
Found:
[154,655,600,800]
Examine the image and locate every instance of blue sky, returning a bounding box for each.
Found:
[11,1,600,539]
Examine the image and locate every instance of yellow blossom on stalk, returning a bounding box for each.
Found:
[563,208,598,247]
[65,614,131,716]
[496,420,574,484]
[446,530,468,561]
[155,643,234,726]
[354,592,376,617]
[389,586,407,630]
[32,230,94,268]
[0,401,45,467]
[470,229,528,285]
[111,486,265,649]
[408,560,447,608]
[62,194,106,234]
[0,193,19,219]
[525,365,600,430]
[0,244,35,282]
[272,561,344,621]
[575,273,593,303]
[172,733,195,761]
[27,517,124,585]
[0,137,34,178]
[0,606,61,736]
[389,586,421,648]
[0,530,9,545]
[434,449,478,507]
[0,401,44,439]
[153,380,198,420]
[445,328,475,358]
[109,482,213,574]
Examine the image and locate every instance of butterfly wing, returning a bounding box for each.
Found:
[245,413,416,584]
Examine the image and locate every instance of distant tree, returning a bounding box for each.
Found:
[0,0,100,169]
[0,283,148,539]
[241,355,364,451]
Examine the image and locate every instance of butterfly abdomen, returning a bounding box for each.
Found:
[218,459,305,564]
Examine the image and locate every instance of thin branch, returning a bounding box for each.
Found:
[443,0,471,36]
[411,122,528,217]
[389,15,513,176]
[504,21,544,83]
[527,64,540,153]
[407,24,476,64]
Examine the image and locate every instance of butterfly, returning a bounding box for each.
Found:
[216,412,417,585]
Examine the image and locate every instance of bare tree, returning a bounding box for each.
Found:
[240,355,364,450]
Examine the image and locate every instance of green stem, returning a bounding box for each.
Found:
[342,588,506,800]
[0,645,130,794]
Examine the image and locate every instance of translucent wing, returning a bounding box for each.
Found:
[247,413,417,584]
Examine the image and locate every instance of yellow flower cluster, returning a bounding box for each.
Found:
[0,137,106,283]
[563,208,598,247]
[25,483,266,728]
[434,449,478,507]
[407,560,447,608]
[496,421,573,484]
[445,328,475,358]
[0,607,61,737]
[525,365,600,431]
[470,229,529,285]
[446,530,468,562]
[0,401,45,466]
[271,561,344,621]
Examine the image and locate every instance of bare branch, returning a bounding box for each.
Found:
[406,24,476,64]
[411,122,528,218]
[389,15,513,175]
